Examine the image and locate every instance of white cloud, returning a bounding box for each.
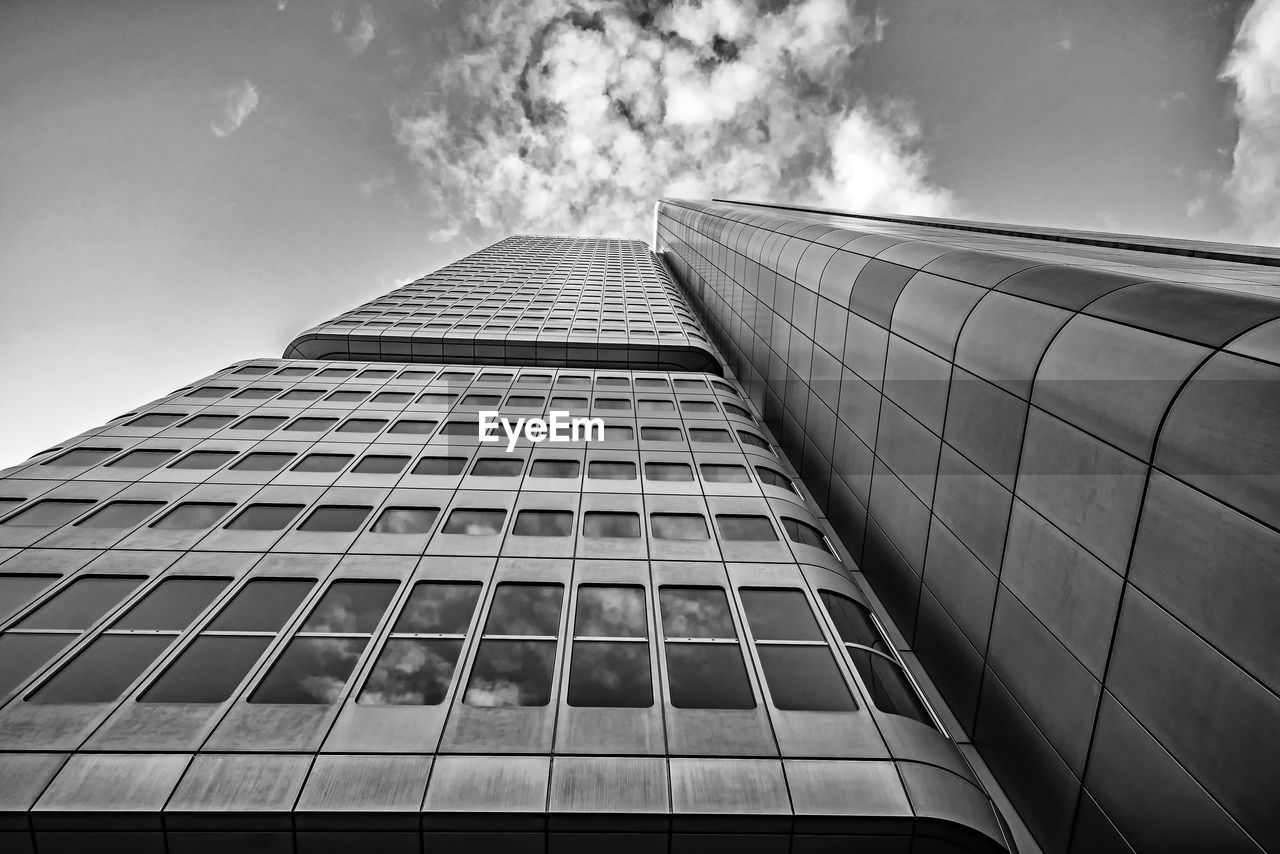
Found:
[1159,90,1189,111]
[1221,0,1280,245]
[392,0,954,243]
[334,2,377,57]
[211,79,260,138]
[1186,196,1207,219]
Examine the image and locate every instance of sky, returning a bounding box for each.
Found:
[1,0,1277,468]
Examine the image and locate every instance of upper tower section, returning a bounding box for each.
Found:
[286,235,723,374]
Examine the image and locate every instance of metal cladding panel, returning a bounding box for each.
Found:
[657,198,1280,854]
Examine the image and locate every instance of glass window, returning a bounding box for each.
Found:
[28,577,230,704]
[462,394,501,406]
[701,464,750,483]
[232,388,281,400]
[390,419,437,434]
[185,386,233,398]
[0,575,148,696]
[0,574,62,622]
[754,646,856,711]
[337,418,387,433]
[464,583,563,707]
[594,398,631,410]
[327,390,370,402]
[208,579,315,632]
[230,452,295,472]
[285,417,337,432]
[352,455,410,475]
[682,401,718,414]
[16,576,146,630]
[127,413,185,428]
[641,426,682,442]
[106,448,178,469]
[417,393,457,406]
[373,392,413,403]
[2,499,94,527]
[292,453,353,473]
[179,415,236,430]
[651,513,709,540]
[280,389,325,401]
[715,514,778,542]
[568,586,651,707]
[371,507,439,534]
[737,431,771,450]
[234,365,273,375]
[689,428,731,444]
[781,518,832,553]
[582,512,641,538]
[298,505,372,533]
[587,460,636,480]
[658,587,754,709]
[360,582,483,705]
[412,456,467,476]
[168,450,235,470]
[817,592,931,725]
[472,458,524,477]
[513,510,573,536]
[645,462,693,482]
[507,395,546,408]
[274,367,313,377]
[439,420,478,436]
[250,581,398,704]
[441,509,506,535]
[604,425,634,441]
[224,504,304,531]
[635,378,668,389]
[76,501,164,529]
[45,447,119,467]
[754,466,796,492]
[530,459,580,478]
[150,502,234,530]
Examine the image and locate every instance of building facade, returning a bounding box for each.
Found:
[656,199,1280,854]
[0,236,1017,853]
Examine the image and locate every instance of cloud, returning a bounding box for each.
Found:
[211,80,260,138]
[1221,0,1280,245]
[334,2,377,57]
[391,0,954,243]
[1159,90,1189,111]
[1186,196,1207,219]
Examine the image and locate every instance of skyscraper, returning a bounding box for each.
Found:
[0,203,1275,854]
[0,233,1016,854]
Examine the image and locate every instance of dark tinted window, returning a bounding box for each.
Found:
[225,504,303,531]
[715,515,778,542]
[582,512,641,538]
[29,635,174,704]
[641,427,682,442]
[179,415,236,430]
[701,464,750,483]
[301,581,399,633]
[209,579,315,632]
[472,457,524,477]
[16,576,145,630]
[45,447,118,467]
[250,637,368,703]
[298,506,372,533]
[292,453,353,472]
[114,578,229,630]
[76,501,165,529]
[232,416,287,431]
[645,462,693,481]
[127,413,184,428]
[3,499,94,527]
[587,461,636,480]
[782,517,832,552]
[390,419,437,434]
[392,583,482,633]
[285,417,337,432]
[352,455,410,474]
[168,450,235,470]
[651,513,709,540]
[689,428,731,444]
[151,502,234,530]
[231,452,294,472]
[530,459,580,478]
[513,510,573,536]
[0,575,61,622]
[412,456,467,476]
[464,584,563,707]
[280,389,324,401]
[754,466,796,492]
[106,449,178,469]
[140,635,271,703]
[337,418,387,433]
